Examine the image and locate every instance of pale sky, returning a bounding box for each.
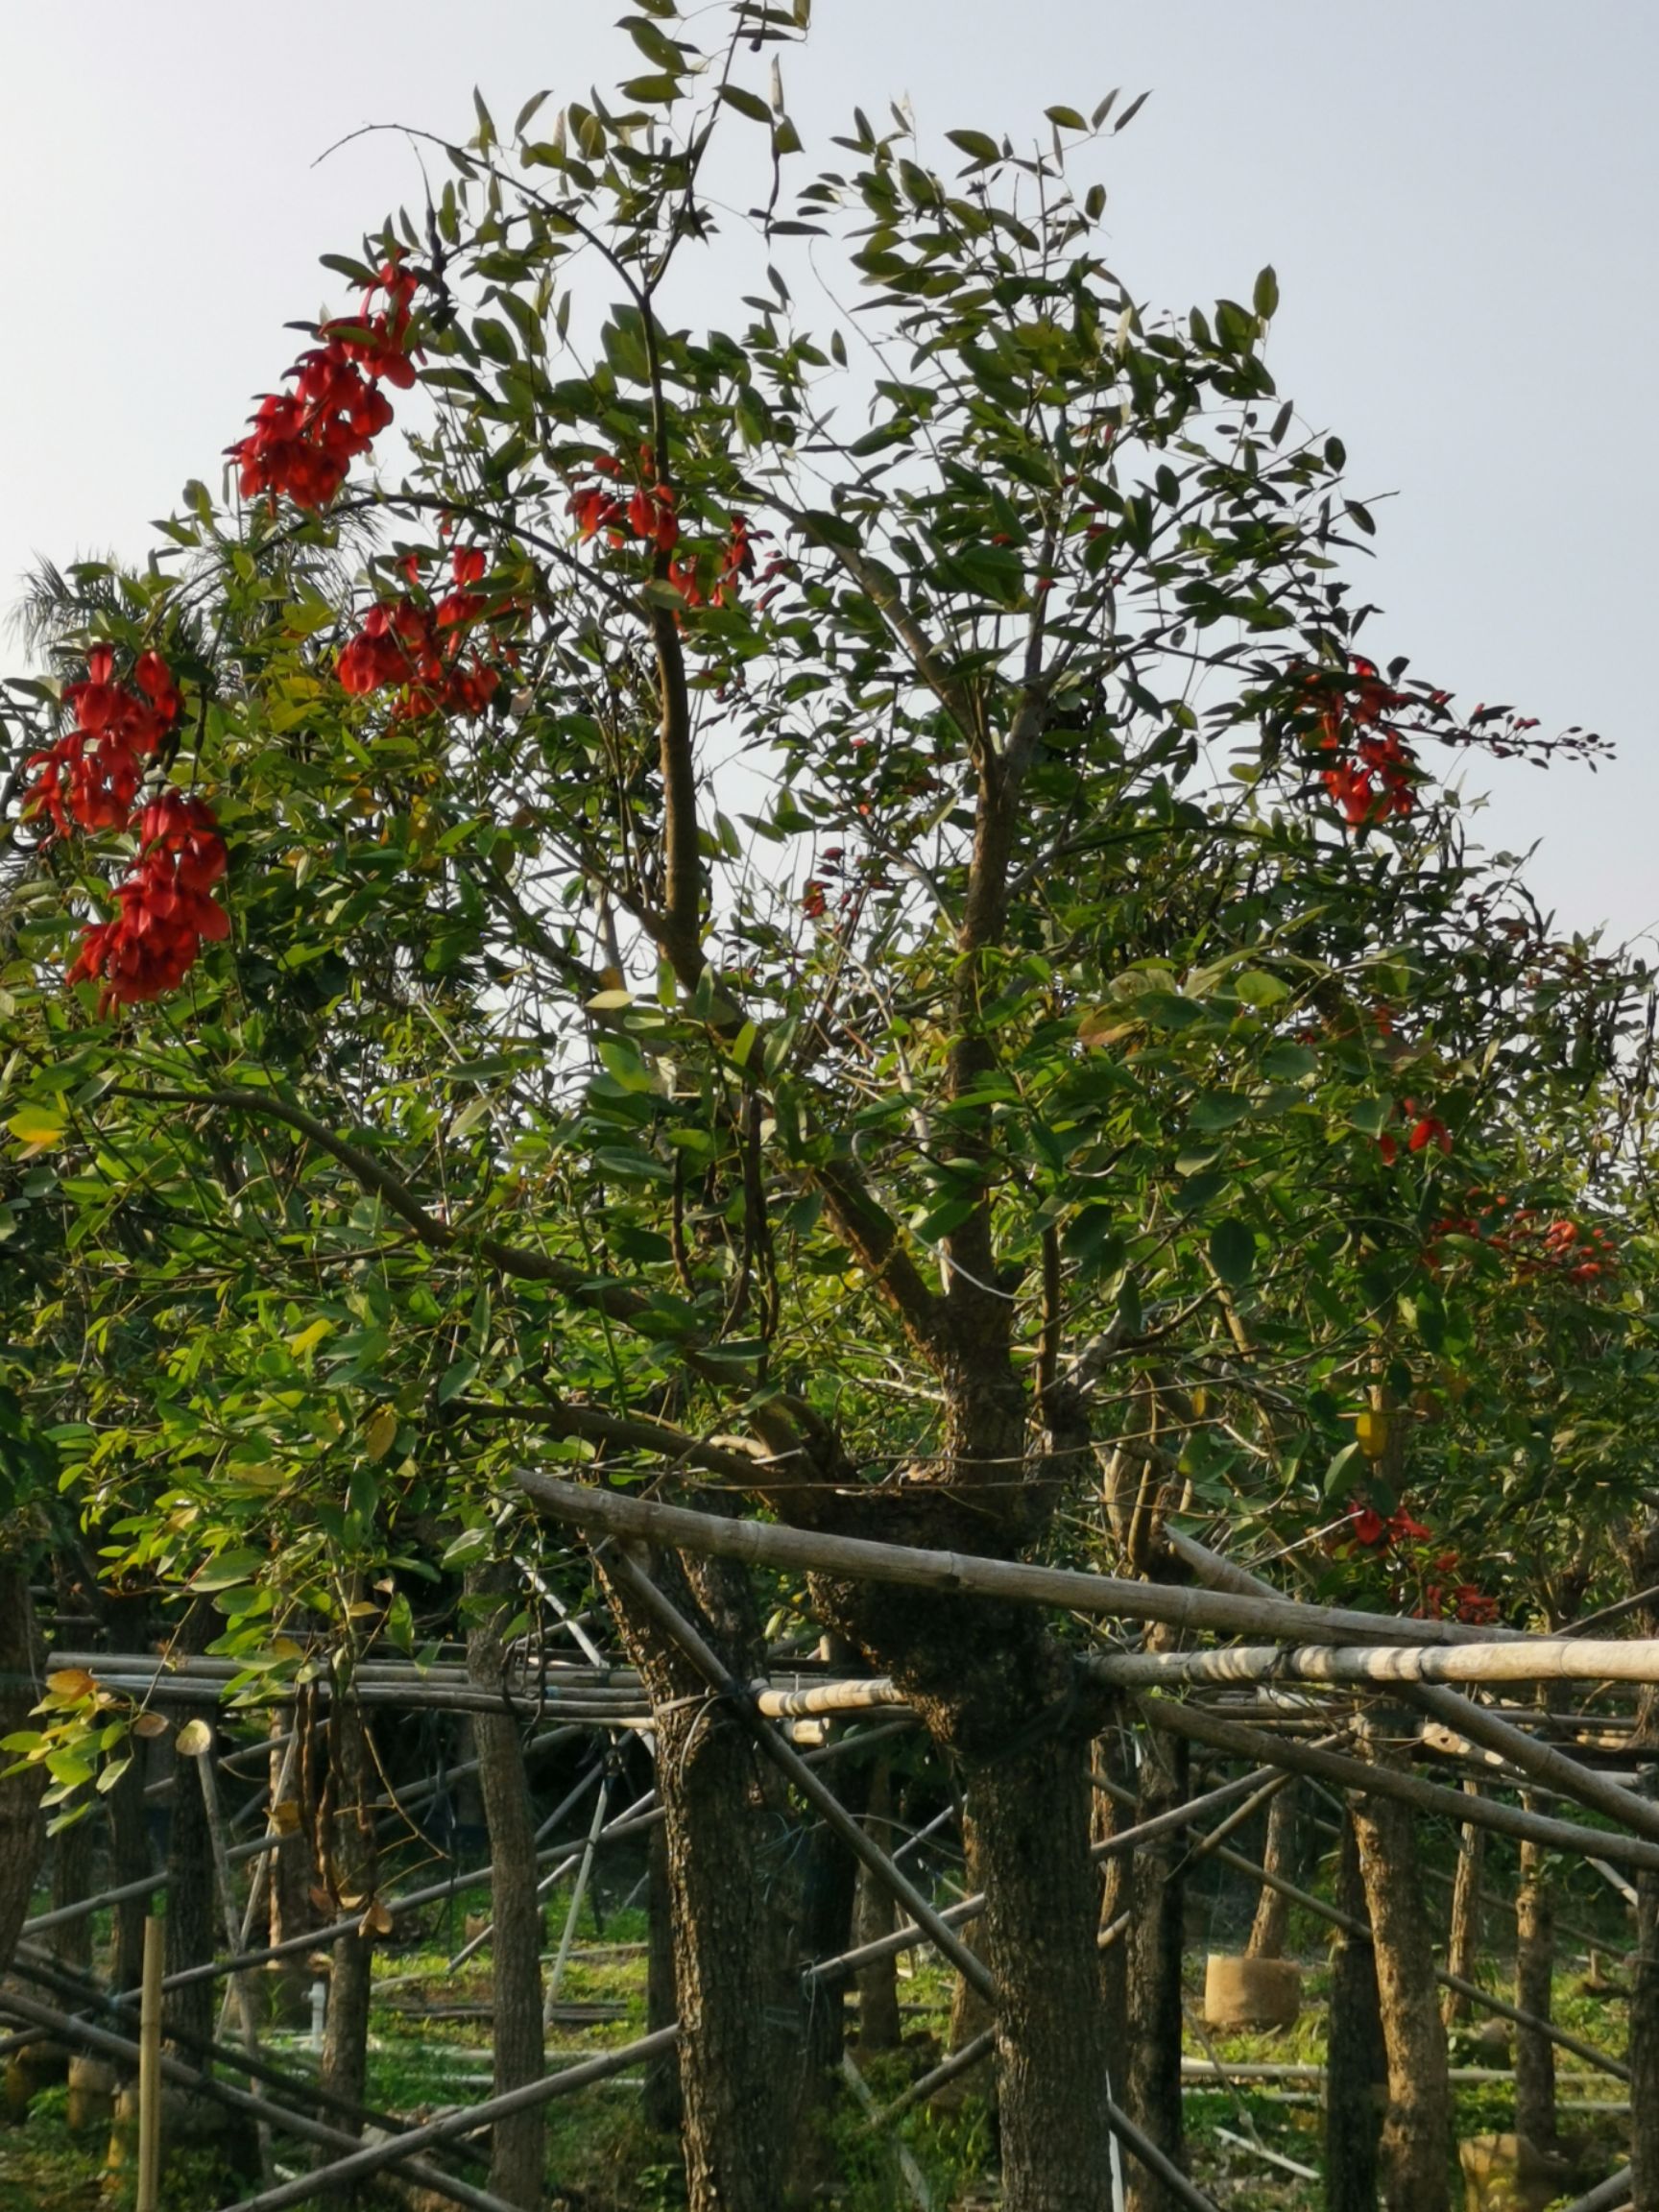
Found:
[4,4,1654,947]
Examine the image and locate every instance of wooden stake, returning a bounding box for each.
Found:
[135,1914,164,2212]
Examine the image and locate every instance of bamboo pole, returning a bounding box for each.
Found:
[210,2028,684,2212]
[1137,1695,1659,1869]
[136,1914,164,2212]
[186,1723,274,2185]
[0,1985,515,2212]
[9,1941,455,2156]
[516,1469,1529,1648]
[809,1762,1286,1988]
[1089,1640,1659,1689]
[596,1538,1221,2212]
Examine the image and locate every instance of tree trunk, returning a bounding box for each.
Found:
[103,1592,155,2002]
[464,1563,546,2210]
[318,1688,376,2133]
[161,1662,216,2062]
[853,1760,902,2054]
[1637,1864,1659,2212]
[1326,1809,1386,2212]
[1513,1829,1557,2156]
[1094,1713,1133,2093]
[1245,1781,1297,1960]
[1441,1790,1484,2027]
[0,1560,46,1976]
[1353,1748,1452,2212]
[50,1801,96,1977]
[601,1542,802,2212]
[642,1810,684,2134]
[809,1566,1118,2212]
[267,1701,318,2027]
[1123,1719,1188,2212]
[947,1804,995,2058]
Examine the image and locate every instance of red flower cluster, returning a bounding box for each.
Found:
[229,262,418,511]
[1309,656,1421,828]
[567,451,679,553]
[1378,1099,1452,1166]
[68,791,229,1006]
[22,649,229,1008]
[337,546,499,718]
[22,648,181,835]
[1423,1552,1500,1625]
[1424,1194,1619,1286]
[1346,1500,1432,1550]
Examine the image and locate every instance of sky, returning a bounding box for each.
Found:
[2,3,1653,946]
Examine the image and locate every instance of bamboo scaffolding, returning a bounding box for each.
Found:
[808,1762,1287,1988]
[0,1986,514,2212]
[515,1469,1532,1648]
[9,1941,469,2155]
[1137,1695,1659,1869]
[1090,1640,1659,1689]
[209,2028,684,2212]
[596,1538,1221,2212]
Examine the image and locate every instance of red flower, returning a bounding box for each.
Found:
[1407,1112,1452,1157]
[67,788,230,1009]
[1378,1132,1398,1166]
[1350,1505,1387,1548]
[229,265,419,512]
[802,879,828,920]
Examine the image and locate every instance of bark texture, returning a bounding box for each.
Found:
[1326,1810,1386,2212]
[1123,1720,1188,2212]
[0,1561,46,1977]
[465,1563,546,2210]
[602,1542,802,2212]
[1513,1829,1557,2156]
[317,1688,376,2132]
[161,1622,217,2061]
[853,1761,902,2053]
[643,1811,685,2134]
[1353,1748,1452,2212]
[1245,1781,1297,1960]
[1441,1791,1484,2026]
[809,1565,1118,2212]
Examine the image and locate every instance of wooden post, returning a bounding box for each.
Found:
[183,1718,274,2184]
[136,1912,164,2212]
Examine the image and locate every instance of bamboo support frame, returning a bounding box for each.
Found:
[0,1985,515,2212]
[595,1537,1221,2212]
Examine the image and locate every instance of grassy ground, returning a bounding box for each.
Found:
[0,1895,1639,2209]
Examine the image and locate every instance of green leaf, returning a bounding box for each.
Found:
[194,1550,266,1593]
[1234,969,1289,1008]
[1253,265,1280,320]
[946,128,1001,166]
[719,84,772,123]
[1209,1218,1256,1289]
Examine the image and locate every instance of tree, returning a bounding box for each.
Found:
[1,7,1646,2205]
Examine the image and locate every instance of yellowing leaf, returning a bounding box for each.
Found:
[8,1107,65,1148]
[288,1318,333,1358]
[1354,1408,1391,1461]
[363,1405,399,1462]
[585,987,634,1010]
[272,1799,301,1835]
[46,1669,95,1699]
[132,1711,169,1740]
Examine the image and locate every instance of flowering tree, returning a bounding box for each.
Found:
[2,7,1652,2208]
